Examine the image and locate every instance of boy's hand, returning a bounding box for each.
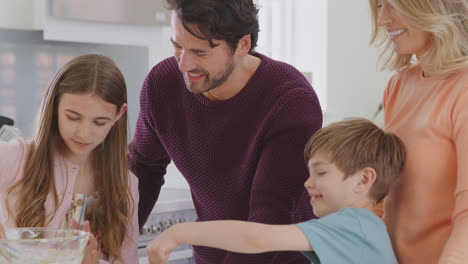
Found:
[147,227,180,264]
[72,220,99,264]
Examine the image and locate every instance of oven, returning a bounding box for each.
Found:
[138,188,197,264]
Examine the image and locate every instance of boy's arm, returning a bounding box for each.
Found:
[147,221,312,264]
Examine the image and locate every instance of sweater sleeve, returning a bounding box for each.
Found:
[223,88,322,263]
[438,88,468,263]
[129,71,171,229]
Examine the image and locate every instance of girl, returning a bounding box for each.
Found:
[369,0,468,263]
[0,54,139,263]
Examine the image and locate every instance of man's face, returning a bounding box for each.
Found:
[170,12,237,94]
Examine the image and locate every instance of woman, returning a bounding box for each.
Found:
[0,54,138,263]
[369,0,468,263]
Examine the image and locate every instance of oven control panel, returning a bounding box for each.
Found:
[138,188,197,264]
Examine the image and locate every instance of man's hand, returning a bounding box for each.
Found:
[72,220,99,264]
[147,227,180,264]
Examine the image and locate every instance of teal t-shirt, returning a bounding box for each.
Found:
[295,208,397,264]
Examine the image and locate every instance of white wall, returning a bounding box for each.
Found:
[291,0,392,125]
[0,0,44,30]
[326,0,392,124]
[148,29,172,69]
[294,0,328,110]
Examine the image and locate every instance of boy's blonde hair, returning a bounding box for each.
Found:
[304,118,406,203]
[369,0,468,76]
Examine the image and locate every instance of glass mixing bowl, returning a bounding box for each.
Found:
[0,227,89,264]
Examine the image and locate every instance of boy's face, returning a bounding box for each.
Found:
[304,150,362,217]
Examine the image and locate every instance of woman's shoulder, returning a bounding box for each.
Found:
[390,64,420,81]
[452,67,468,86]
[386,64,448,92]
[0,137,33,188]
[0,137,32,162]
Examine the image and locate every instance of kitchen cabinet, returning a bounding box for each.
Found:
[43,0,171,47]
[0,0,45,30]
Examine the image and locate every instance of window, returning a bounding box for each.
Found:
[257,0,296,65]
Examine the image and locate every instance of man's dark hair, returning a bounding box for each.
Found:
[166,0,259,54]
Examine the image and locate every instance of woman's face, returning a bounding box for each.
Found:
[376,0,433,57]
[57,93,126,162]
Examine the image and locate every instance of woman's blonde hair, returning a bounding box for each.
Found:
[369,0,468,76]
[7,54,133,261]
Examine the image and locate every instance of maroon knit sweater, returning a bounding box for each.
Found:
[129,53,322,263]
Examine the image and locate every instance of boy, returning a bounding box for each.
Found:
[146,118,405,264]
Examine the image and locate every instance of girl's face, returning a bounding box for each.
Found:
[57,93,126,163]
[376,0,433,57]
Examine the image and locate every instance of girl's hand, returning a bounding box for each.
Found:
[72,220,99,264]
[146,228,180,264]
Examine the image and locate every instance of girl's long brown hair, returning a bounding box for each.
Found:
[6,54,133,261]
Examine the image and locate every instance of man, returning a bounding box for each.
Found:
[129,0,322,263]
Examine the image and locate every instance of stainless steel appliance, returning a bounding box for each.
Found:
[138,188,197,264]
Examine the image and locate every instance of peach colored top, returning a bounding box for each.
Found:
[383,64,468,264]
[0,138,139,264]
